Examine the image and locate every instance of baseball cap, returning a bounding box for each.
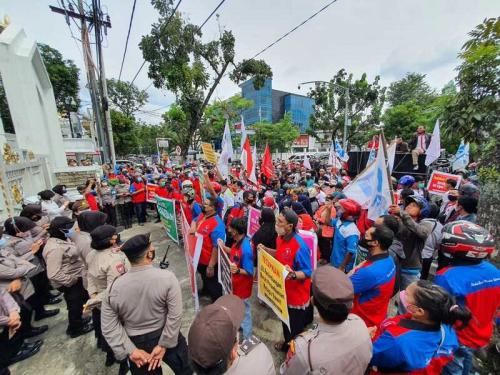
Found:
[188,295,245,369]
[312,265,354,309]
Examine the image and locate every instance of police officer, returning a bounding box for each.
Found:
[188,295,275,375]
[44,216,93,338]
[85,225,130,366]
[280,265,372,374]
[101,234,191,375]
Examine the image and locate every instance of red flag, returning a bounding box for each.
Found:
[261,143,274,179]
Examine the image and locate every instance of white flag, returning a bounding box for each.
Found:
[248,145,257,184]
[425,119,441,166]
[240,115,247,151]
[217,121,233,179]
[344,145,392,220]
[387,140,397,174]
[452,140,470,171]
[303,154,311,170]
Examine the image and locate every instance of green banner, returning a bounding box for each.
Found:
[156,196,179,243]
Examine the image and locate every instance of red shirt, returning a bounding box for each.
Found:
[85,192,99,211]
[196,214,226,266]
[275,233,312,306]
[131,182,146,203]
[230,238,254,299]
[156,187,169,198]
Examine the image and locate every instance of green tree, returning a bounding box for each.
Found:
[107,79,148,117]
[140,1,272,157]
[253,113,300,152]
[38,43,80,112]
[307,69,386,149]
[202,94,253,144]
[110,110,137,156]
[386,72,436,107]
[441,17,499,239]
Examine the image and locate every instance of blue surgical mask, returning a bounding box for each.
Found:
[62,228,75,238]
[0,238,6,249]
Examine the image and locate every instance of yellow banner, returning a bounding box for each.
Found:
[258,250,290,329]
[201,142,218,164]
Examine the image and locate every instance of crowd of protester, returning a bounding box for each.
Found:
[0,154,498,375]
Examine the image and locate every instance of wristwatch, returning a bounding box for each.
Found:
[291,272,297,280]
[236,268,241,275]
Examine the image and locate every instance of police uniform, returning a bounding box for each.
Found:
[101,234,191,375]
[280,317,372,374]
[280,266,372,375]
[189,295,274,375]
[226,335,275,375]
[86,225,130,364]
[44,216,90,336]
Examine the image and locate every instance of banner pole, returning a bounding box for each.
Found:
[380,129,396,205]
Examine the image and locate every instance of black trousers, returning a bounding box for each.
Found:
[0,327,23,372]
[117,203,133,229]
[10,292,34,336]
[282,306,310,346]
[128,331,192,375]
[103,204,118,227]
[134,202,147,224]
[59,278,89,333]
[91,309,113,355]
[29,271,52,311]
[197,264,222,302]
[420,258,433,280]
[318,235,332,262]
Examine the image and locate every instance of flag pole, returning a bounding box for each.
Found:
[380,129,396,205]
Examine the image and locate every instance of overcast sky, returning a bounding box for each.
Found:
[1,0,499,124]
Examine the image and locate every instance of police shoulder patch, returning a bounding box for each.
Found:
[239,335,261,355]
[115,263,126,275]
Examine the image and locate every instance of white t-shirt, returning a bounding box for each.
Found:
[317,190,326,205]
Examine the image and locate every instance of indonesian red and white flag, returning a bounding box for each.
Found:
[241,136,253,176]
[248,145,257,184]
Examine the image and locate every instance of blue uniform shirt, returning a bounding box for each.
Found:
[330,218,360,272]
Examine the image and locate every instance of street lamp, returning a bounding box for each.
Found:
[298,80,350,148]
[64,96,77,138]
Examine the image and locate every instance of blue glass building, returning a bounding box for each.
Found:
[241,78,314,132]
[283,94,315,133]
[241,78,273,125]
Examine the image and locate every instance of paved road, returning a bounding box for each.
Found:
[11,221,287,375]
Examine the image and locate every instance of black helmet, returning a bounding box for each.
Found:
[440,221,494,260]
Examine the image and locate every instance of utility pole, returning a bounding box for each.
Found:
[49,0,113,164]
[92,0,115,165]
[342,82,350,149]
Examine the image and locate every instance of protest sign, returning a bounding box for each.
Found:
[298,230,318,270]
[218,244,233,295]
[258,250,290,330]
[201,142,218,164]
[146,183,158,203]
[354,245,370,267]
[156,197,179,243]
[247,206,261,237]
[426,171,462,196]
[180,208,202,312]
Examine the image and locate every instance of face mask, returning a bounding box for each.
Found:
[448,195,458,202]
[136,178,142,182]
[201,207,207,214]
[336,209,344,219]
[359,238,376,250]
[62,188,67,194]
[418,183,425,189]
[62,228,75,239]
[0,238,6,249]
[275,225,286,236]
[160,182,166,187]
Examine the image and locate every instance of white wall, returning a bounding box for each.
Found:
[0,26,67,169]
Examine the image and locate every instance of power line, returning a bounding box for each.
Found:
[118,0,137,81]
[251,0,339,59]
[198,0,226,31]
[130,0,183,85]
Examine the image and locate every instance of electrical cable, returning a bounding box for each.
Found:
[130,0,183,85]
[118,0,137,81]
[198,0,226,31]
[250,0,339,59]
